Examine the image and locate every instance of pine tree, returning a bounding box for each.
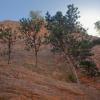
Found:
[45,4,99,82]
[0,25,16,64]
[19,12,44,67]
[45,4,81,83]
[78,39,99,77]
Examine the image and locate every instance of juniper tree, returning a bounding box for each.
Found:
[78,39,99,77]
[92,38,100,46]
[0,25,16,64]
[19,12,44,67]
[45,4,81,83]
[45,4,99,82]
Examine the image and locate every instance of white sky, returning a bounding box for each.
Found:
[79,9,100,37]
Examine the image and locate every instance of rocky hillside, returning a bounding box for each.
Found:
[0,65,100,100]
[0,20,100,100]
[0,20,47,36]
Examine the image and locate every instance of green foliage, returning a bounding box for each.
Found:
[92,38,100,46]
[65,4,80,33]
[80,60,99,77]
[45,4,81,53]
[20,18,43,50]
[79,40,93,49]
[45,11,65,53]
[78,40,93,59]
[19,12,44,67]
[80,60,96,67]
[45,4,83,83]
[77,40,99,77]
[0,26,16,64]
[68,74,77,82]
[0,26,14,41]
[45,4,99,78]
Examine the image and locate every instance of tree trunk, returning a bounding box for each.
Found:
[63,51,80,84]
[35,51,38,67]
[60,42,80,84]
[8,38,11,64]
[67,54,80,84]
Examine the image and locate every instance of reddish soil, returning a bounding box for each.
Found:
[0,20,100,100]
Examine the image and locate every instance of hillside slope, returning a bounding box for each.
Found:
[0,65,100,100]
[92,45,100,69]
[0,20,100,100]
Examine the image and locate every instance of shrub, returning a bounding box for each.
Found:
[68,74,77,82]
[80,60,99,77]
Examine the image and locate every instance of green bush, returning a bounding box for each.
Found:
[68,74,77,83]
[92,38,100,46]
[80,60,99,77]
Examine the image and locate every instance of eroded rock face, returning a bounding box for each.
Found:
[0,65,100,100]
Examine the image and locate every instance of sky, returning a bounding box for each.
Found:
[0,0,100,36]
